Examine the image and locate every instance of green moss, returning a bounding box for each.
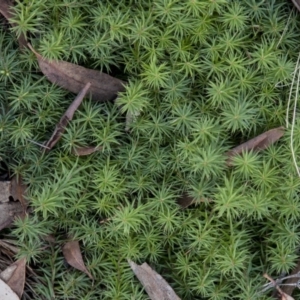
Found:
[1,0,300,299]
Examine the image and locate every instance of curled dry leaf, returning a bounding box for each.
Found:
[45,82,91,150]
[62,240,93,280]
[128,260,181,300]
[226,126,284,166]
[0,0,27,48]
[27,43,125,102]
[72,145,102,156]
[0,279,19,300]
[0,257,26,299]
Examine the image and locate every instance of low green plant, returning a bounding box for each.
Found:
[1,0,300,299]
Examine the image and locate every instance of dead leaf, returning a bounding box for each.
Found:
[27,43,125,102]
[0,202,23,231]
[0,181,10,203]
[10,176,27,210]
[226,126,284,166]
[128,260,181,300]
[0,279,19,300]
[0,239,19,256]
[44,82,91,150]
[62,240,93,280]
[72,145,102,156]
[291,0,300,12]
[0,257,26,298]
[0,0,27,48]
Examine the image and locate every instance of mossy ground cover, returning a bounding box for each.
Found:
[2,0,300,299]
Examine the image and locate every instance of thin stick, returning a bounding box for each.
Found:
[290,51,300,177]
[26,139,50,149]
[276,8,293,49]
[286,51,300,128]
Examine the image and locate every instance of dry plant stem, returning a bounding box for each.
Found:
[290,51,300,177]
[263,274,294,300]
[286,51,300,128]
[281,259,300,296]
[276,8,293,49]
[26,139,50,150]
[291,0,300,12]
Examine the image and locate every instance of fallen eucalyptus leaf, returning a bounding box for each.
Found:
[0,0,27,48]
[0,279,19,300]
[62,240,93,280]
[27,43,125,101]
[45,82,91,150]
[128,260,181,300]
[226,126,284,166]
[72,145,102,156]
[0,257,26,298]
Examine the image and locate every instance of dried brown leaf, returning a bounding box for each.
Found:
[27,43,125,102]
[128,260,181,300]
[0,279,19,300]
[10,176,27,210]
[291,0,300,12]
[0,239,19,256]
[0,202,23,231]
[0,257,26,298]
[0,181,10,203]
[0,265,17,282]
[226,126,284,166]
[44,82,91,150]
[72,145,102,156]
[0,0,27,48]
[62,240,93,280]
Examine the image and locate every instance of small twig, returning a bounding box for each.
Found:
[281,260,300,296]
[290,51,300,177]
[276,8,294,49]
[26,139,50,150]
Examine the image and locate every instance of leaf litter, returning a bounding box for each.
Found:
[27,43,126,102]
[62,240,93,280]
[128,260,181,300]
[0,257,26,298]
[225,126,284,166]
